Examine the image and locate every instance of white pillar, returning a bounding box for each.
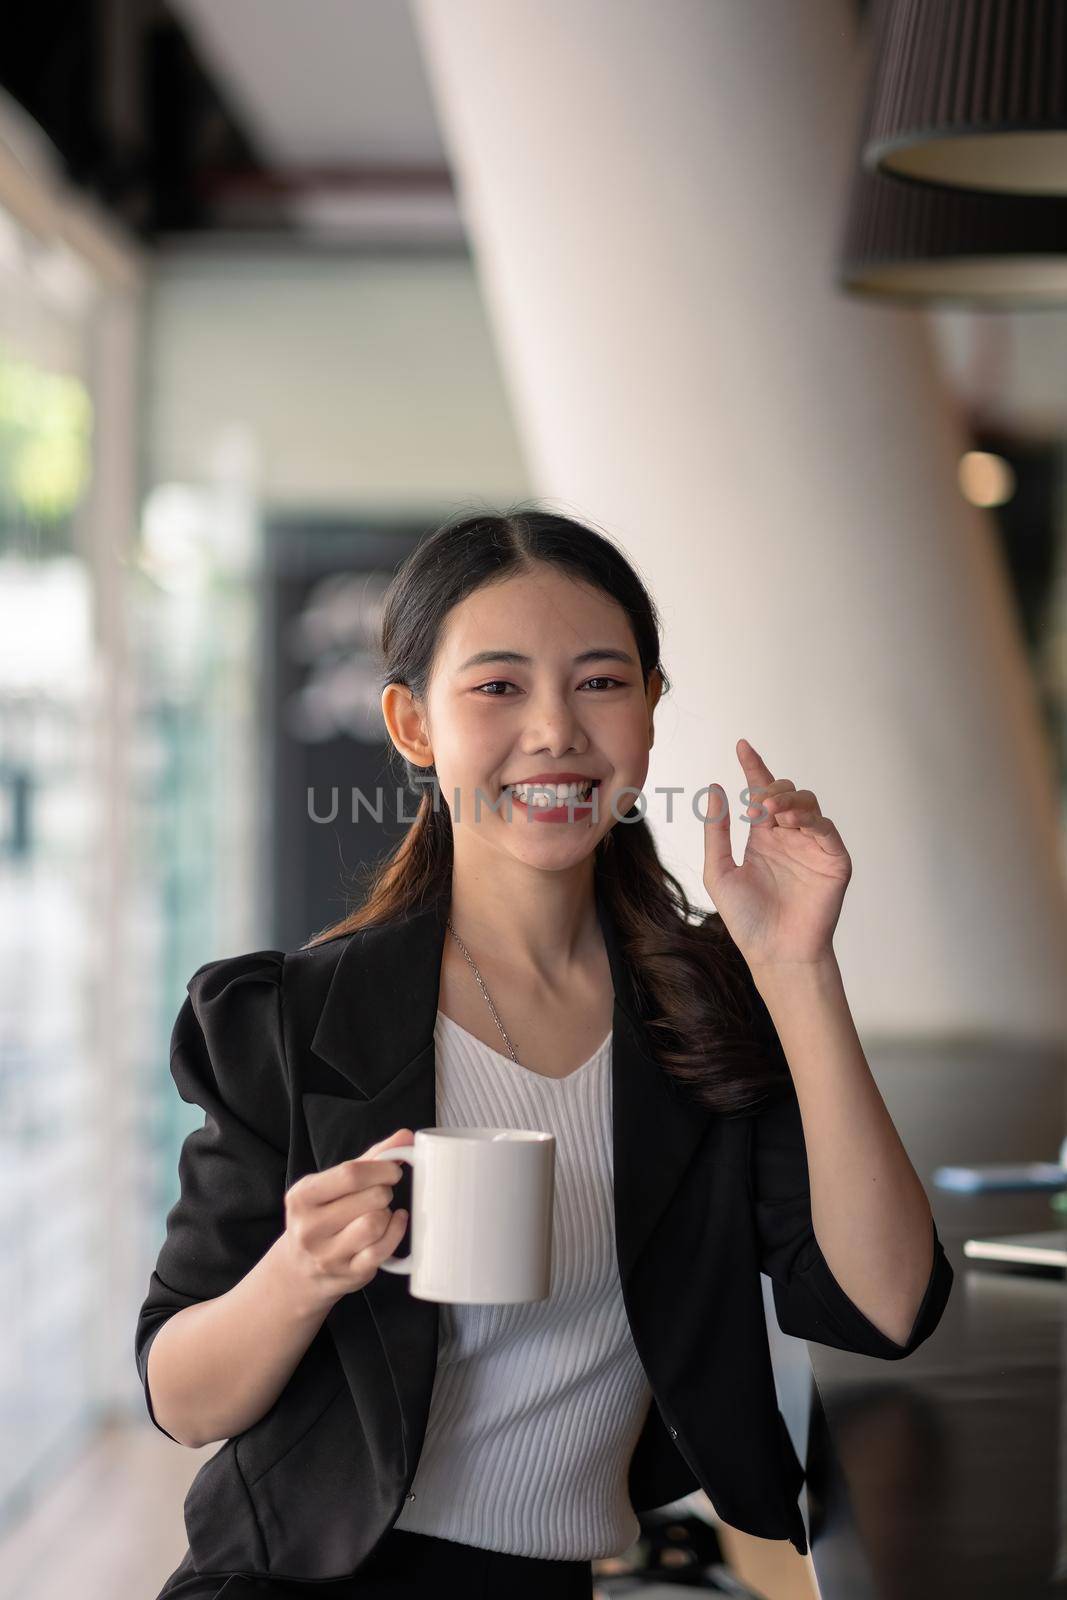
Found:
[411,0,1067,1042]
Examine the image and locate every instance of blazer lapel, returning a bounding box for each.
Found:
[300,871,714,1495]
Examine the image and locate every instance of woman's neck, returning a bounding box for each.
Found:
[445,858,601,991]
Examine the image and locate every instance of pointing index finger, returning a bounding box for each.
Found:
[738,736,775,788]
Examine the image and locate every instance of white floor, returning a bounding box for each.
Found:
[0,1420,215,1600]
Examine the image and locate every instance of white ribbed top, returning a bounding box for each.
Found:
[391,1009,654,1560]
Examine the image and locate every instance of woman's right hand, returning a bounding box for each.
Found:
[280,1126,414,1311]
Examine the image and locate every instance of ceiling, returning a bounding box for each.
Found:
[159,0,1067,438]
[170,0,445,168]
[167,0,462,240]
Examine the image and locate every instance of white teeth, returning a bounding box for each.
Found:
[506,780,595,807]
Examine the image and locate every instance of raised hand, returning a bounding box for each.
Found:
[701,737,852,970]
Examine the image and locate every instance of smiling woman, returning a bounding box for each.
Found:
[137,503,952,1598]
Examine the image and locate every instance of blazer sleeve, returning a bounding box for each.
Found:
[745,990,954,1361]
[134,949,290,1440]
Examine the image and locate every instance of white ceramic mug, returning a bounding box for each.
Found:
[378,1126,556,1303]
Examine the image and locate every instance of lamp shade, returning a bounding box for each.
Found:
[862,0,1067,195]
[838,163,1067,307]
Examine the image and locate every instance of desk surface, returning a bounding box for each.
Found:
[804,1038,1067,1600]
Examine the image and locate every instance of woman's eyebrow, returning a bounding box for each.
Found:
[457,647,636,670]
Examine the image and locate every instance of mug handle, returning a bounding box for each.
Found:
[377,1146,418,1274]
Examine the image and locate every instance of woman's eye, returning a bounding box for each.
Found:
[472,678,622,696]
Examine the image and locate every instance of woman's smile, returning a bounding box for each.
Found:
[501,779,601,824]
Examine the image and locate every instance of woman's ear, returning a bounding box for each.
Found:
[381,683,434,769]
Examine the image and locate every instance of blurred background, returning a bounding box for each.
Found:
[1,1,1066,1597]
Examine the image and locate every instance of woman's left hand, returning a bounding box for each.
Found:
[701,737,852,970]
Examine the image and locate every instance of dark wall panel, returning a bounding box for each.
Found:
[263,516,426,952]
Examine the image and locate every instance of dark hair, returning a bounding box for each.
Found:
[305,503,789,1116]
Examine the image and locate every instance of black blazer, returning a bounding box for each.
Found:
[136,877,954,1592]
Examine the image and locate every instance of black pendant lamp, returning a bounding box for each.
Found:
[837,163,1067,306]
[838,0,1067,306]
[862,0,1067,196]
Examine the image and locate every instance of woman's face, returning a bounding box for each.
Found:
[413,564,662,872]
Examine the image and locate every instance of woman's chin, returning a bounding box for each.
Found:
[494,825,602,865]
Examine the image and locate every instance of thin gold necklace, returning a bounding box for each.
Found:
[445,917,521,1064]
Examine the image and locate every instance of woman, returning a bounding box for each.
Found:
[135,507,953,1599]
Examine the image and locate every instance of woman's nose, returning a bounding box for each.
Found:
[523,696,586,746]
